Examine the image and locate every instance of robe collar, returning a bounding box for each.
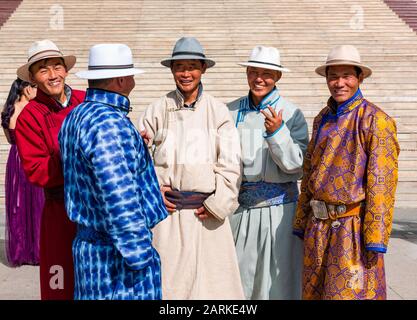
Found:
[174,83,203,110]
[327,88,364,117]
[35,84,73,112]
[249,86,281,111]
[235,87,281,126]
[84,88,131,115]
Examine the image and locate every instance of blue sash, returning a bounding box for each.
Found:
[238,181,299,209]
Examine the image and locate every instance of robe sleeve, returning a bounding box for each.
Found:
[139,104,157,146]
[83,114,156,270]
[293,115,321,238]
[203,112,242,221]
[15,108,64,188]
[363,112,400,253]
[264,108,309,174]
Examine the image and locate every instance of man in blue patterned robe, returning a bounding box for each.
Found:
[59,44,167,300]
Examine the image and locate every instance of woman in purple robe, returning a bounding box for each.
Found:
[1,78,44,266]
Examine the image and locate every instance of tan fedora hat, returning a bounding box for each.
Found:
[315,45,372,78]
[17,39,76,82]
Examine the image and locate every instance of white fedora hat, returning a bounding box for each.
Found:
[17,39,76,82]
[161,37,215,68]
[315,45,372,78]
[76,43,144,80]
[238,46,290,72]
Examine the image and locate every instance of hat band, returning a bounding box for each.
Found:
[325,59,362,65]
[88,64,134,70]
[28,49,63,62]
[172,51,206,58]
[248,60,283,68]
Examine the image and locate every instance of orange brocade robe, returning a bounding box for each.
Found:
[293,89,400,300]
[15,87,85,300]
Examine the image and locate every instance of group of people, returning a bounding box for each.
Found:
[1,36,399,300]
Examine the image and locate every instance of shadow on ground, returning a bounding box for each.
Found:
[0,239,11,266]
[391,221,417,245]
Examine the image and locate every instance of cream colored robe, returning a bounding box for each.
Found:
[140,89,244,299]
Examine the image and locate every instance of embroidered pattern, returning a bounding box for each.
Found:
[293,91,399,299]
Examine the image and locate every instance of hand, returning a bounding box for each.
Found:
[160,185,176,213]
[260,106,283,134]
[21,85,37,102]
[194,206,213,221]
[139,130,151,145]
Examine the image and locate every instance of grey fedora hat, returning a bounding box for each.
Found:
[161,37,215,68]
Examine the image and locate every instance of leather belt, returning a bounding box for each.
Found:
[44,186,65,200]
[310,200,363,227]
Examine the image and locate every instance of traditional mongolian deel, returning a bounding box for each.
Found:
[228,87,309,299]
[59,88,167,300]
[141,86,244,299]
[15,86,85,300]
[293,89,400,300]
[5,129,44,267]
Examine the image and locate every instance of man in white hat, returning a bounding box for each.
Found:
[15,39,85,300]
[293,45,400,300]
[58,44,168,300]
[227,45,309,300]
[140,37,244,299]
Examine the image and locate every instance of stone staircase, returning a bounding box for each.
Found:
[384,0,417,32]
[0,0,416,212]
[0,0,21,27]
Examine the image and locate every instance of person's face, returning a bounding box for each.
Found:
[171,59,206,97]
[29,58,68,100]
[247,67,281,105]
[326,65,363,104]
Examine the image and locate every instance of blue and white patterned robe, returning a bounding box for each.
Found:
[59,88,168,300]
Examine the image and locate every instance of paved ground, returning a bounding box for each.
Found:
[0,207,416,300]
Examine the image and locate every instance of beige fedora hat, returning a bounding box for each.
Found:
[17,39,76,82]
[315,45,372,78]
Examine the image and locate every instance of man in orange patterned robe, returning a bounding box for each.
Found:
[293,45,400,300]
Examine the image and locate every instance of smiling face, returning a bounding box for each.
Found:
[29,57,68,103]
[326,65,363,105]
[171,59,206,102]
[247,66,281,106]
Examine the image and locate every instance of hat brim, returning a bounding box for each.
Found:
[315,61,372,78]
[17,55,76,82]
[161,55,215,68]
[238,62,290,73]
[76,68,145,80]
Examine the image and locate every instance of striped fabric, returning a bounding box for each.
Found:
[59,88,167,300]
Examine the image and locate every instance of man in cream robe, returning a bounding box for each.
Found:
[140,37,244,299]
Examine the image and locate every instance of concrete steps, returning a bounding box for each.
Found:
[0,1,22,28]
[384,0,417,33]
[0,0,416,210]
